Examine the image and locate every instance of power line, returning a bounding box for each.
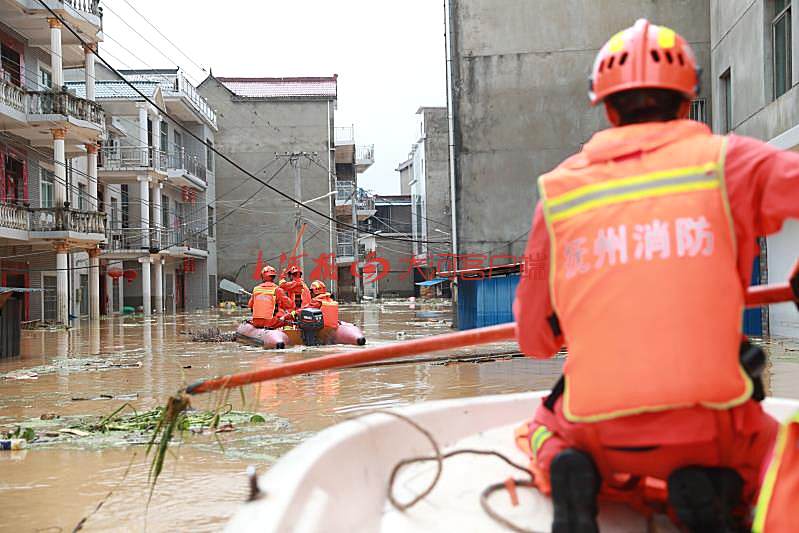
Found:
[116,0,207,75]
[38,1,450,248]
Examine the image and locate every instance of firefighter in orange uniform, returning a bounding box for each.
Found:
[280,265,312,311]
[513,19,799,532]
[248,265,293,329]
[308,280,340,328]
[752,411,799,533]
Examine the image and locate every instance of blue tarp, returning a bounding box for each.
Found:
[415,278,449,287]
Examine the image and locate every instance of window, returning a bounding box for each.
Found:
[160,120,168,152]
[42,274,57,321]
[78,183,87,210]
[1,43,21,87]
[773,0,793,98]
[689,98,708,124]
[207,206,215,238]
[206,139,214,171]
[161,194,169,227]
[39,64,52,89]
[120,184,129,228]
[720,69,732,133]
[40,168,54,208]
[110,198,119,230]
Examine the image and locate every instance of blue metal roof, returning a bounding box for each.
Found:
[415,278,449,286]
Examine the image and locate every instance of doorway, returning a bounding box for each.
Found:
[2,153,26,204]
[175,269,185,312]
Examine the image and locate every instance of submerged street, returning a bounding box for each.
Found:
[2,301,799,532]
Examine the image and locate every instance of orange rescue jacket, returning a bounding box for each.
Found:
[538,121,750,422]
[311,293,339,327]
[753,411,799,533]
[249,282,279,321]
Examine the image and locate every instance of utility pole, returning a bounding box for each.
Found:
[292,154,304,273]
[351,183,361,303]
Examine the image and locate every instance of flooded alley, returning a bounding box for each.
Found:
[2,301,799,532]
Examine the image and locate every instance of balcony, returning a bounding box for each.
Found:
[165,147,207,190]
[28,90,104,125]
[63,0,101,17]
[334,126,354,145]
[355,144,375,172]
[0,203,106,242]
[0,202,30,240]
[175,71,217,129]
[335,181,376,221]
[99,146,167,174]
[102,227,208,258]
[0,79,26,115]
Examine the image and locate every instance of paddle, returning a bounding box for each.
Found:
[185,280,799,395]
[220,278,252,296]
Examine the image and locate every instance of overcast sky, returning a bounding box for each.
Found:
[100,0,447,195]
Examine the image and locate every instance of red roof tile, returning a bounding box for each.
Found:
[216,76,337,99]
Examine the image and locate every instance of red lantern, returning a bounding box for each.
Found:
[123,269,138,283]
[108,269,123,280]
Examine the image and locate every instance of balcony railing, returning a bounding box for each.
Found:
[28,90,105,127]
[99,146,167,172]
[161,228,207,251]
[167,149,207,182]
[29,207,106,234]
[356,144,375,166]
[0,202,29,231]
[64,0,101,16]
[0,79,25,114]
[335,181,375,211]
[176,71,217,128]
[334,126,354,145]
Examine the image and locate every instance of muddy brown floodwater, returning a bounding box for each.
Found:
[1,300,798,532]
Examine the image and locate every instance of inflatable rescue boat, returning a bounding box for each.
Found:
[225,392,799,533]
[236,308,366,349]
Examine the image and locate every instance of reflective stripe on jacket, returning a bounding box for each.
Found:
[753,411,799,532]
[538,121,750,422]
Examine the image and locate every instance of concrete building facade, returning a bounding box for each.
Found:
[67,66,219,315]
[445,0,712,259]
[711,0,799,338]
[198,76,338,297]
[0,1,105,325]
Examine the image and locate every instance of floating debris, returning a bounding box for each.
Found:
[185,327,238,343]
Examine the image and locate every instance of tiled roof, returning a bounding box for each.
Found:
[65,81,159,100]
[216,76,337,99]
[119,70,180,97]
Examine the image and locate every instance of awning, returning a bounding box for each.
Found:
[415,278,449,287]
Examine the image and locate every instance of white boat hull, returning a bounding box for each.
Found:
[226,392,799,533]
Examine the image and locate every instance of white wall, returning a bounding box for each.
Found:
[767,219,799,337]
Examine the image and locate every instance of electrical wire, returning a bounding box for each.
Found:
[37,1,450,248]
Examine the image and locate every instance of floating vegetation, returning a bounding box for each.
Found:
[0,357,142,381]
[184,327,238,343]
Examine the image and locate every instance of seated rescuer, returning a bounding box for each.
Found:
[279,265,312,310]
[512,19,799,533]
[308,280,340,327]
[248,265,293,329]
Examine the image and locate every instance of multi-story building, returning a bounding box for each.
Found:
[397,107,452,287]
[198,75,339,300]
[358,194,415,298]
[0,1,105,325]
[445,0,712,260]
[711,0,799,338]
[333,124,375,301]
[66,65,218,314]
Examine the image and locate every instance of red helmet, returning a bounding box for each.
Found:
[260,265,277,281]
[310,280,326,295]
[589,19,699,105]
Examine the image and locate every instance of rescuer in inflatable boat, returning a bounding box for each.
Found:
[247,265,294,329]
[279,265,312,311]
[512,19,799,532]
[308,280,340,328]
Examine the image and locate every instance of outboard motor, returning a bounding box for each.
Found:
[298,308,324,346]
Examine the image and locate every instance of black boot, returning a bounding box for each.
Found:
[550,448,601,533]
[667,466,744,533]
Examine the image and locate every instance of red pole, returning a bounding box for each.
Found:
[184,282,798,396]
[186,322,516,395]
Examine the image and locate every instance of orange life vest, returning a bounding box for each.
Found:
[252,282,278,321]
[314,293,339,327]
[538,121,750,422]
[753,411,799,533]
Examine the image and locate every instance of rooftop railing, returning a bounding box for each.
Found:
[176,71,217,128]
